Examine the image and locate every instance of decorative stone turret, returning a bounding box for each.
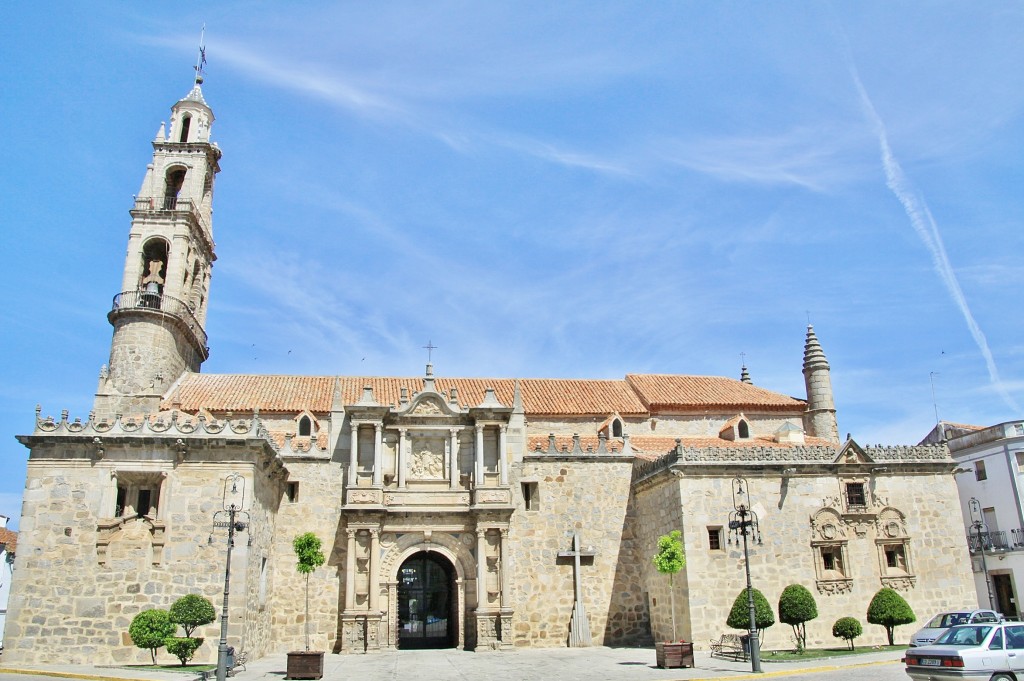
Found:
[802,324,839,442]
[95,71,222,416]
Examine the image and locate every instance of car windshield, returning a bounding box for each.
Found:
[935,625,993,646]
[928,613,971,628]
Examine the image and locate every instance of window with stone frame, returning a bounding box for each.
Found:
[112,471,165,518]
[884,544,908,571]
[845,482,867,510]
[875,507,915,585]
[810,506,853,594]
[707,526,723,551]
[819,544,847,577]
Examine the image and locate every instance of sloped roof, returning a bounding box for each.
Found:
[163,372,803,417]
[626,374,804,412]
[0,526,16,554]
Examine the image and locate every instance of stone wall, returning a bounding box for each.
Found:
[508,456,648,647]
[631,474,685,642]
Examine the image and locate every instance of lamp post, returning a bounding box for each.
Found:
[968,497,995,611]
[728,477,762,673]
[210,473,250,681]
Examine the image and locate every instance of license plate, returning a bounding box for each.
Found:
[920,659,941,666]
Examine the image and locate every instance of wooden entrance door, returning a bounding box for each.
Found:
[994,573,1018,619]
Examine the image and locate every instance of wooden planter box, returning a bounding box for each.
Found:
[286,651,325,680]
[656,641,694,669]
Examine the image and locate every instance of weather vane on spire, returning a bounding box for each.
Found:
[193,24,207,85]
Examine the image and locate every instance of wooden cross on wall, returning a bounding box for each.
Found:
[557,531,596,646]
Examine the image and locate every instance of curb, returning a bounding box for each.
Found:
[678,656,902,681]
[0,668,203,681]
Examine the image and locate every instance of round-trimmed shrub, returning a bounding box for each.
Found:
[165,637,204,666]
[169,594,216,637]
[129,609,176,664]
[726,587,775,632]
[866,587,916,645]
[778,584,818,650]
[832,617,863,650]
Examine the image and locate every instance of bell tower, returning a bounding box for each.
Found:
[94,64,221,416]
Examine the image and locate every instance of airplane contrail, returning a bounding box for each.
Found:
[849,65,1020,413]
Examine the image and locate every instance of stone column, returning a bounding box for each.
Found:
[449,428,460,490]
[498,425,508,486]
[474,424,485,487]
[476,527,487,609]
[398,428,408,488]
[348,422,359,487]
[345,528,356,610]
[499,528,510,608]
[372,423,383,487]
[369,529,380,611]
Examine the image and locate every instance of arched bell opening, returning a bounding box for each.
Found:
[139,238,169,307]
[397,551,457,650]
[163,167,186,209]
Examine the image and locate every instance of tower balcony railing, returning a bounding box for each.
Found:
[132,196,211,238]
[110,289,208,354]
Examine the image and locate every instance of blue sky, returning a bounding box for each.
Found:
[2,3,1022,529]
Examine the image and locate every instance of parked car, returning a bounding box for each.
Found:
[910,610,1003,648]
[905,621,1024,681]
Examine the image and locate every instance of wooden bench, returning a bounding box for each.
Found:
[709,633,748,660]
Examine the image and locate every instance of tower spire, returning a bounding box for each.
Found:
[802,324,839,442]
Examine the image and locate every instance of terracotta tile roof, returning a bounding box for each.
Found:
[163,375,336,413]
[163,373,803,417]
[626,374,805,412]
[942,421,985,431]
[0,526,16,554]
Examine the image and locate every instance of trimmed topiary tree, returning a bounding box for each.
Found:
[129,608,177,664]
[832,617,863,650]
[294,532,326,652]
[727,587,775,647]
[778,584,818,652]
[652,529,686,640]
[165,637,204,666]
[169,594,216,638]
[866,587,915,645]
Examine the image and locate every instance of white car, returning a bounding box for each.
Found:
[905,621,1024,681]
[910,610,1003,648]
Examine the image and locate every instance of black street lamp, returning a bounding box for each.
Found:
[968,497,995,611]
[728,477,763,673]
[209,473,250,681]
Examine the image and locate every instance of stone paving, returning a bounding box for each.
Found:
[0,647,907,681]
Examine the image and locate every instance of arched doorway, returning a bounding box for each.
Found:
[397,552,456,649]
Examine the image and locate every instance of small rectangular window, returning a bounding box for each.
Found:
[821,546,845,575]
[522,482,539,511]
[845,482,866,508]
[707,527,722,551]
[286,481,299,503]
[975,460,988,481]
[885,545,907,570]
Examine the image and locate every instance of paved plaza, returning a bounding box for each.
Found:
[0,647,906,681]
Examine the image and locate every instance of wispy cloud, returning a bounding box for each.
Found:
[848,63,1020,413]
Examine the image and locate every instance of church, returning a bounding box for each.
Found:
[4,72,975,665]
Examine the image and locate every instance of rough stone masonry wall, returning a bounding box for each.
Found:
[675,470,974,650]
[631,475,685,643]
[265,458,345,654]
[4,444,263,665]
[508,457,648,647]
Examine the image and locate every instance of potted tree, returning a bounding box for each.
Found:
[652,530,691,668]
[287,532,326,680]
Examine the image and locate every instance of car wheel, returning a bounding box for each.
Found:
[991,674,1015,681]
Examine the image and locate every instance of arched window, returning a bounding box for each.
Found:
[163,168,186,209]
[738,420,750,439]
[298,416,312,437]
[612,418,623,438]
[178,114,191,143]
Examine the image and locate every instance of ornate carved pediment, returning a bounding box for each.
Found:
[411,397,446,415]
[810,507,848,542]
[876,507,909,539]
[834,439,874,465]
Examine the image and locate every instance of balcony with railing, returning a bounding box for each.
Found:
[131,196,212,244]
[966,529,1022,553]
[109,289,208,356]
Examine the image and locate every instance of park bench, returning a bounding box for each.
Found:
[228,650,248,677]
[709,633,748,660]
